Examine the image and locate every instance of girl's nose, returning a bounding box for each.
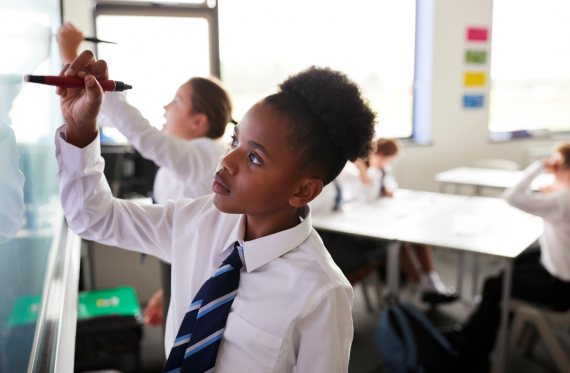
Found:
[219,147,239,175]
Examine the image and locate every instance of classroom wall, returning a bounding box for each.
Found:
[395,0,557,192]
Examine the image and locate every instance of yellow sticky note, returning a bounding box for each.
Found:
[464,72,486,86]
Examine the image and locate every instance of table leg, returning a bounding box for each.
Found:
[492,258,514,373]
[387,241,401,296]
[456,251,464,296]
[361,280,374,313]
[371,270,385,309]
[475,185,482,196]
[472,253,480,301]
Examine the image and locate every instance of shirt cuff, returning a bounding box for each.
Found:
[55,124,101,173]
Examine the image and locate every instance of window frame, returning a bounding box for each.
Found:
[487,0,570,143]
[94,0,431,143]
[410,0,434,145]
[93,0,220,78]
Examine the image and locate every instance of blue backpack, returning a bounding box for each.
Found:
[375,302,457,373]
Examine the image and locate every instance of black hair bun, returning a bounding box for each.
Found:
[278,66,377,162]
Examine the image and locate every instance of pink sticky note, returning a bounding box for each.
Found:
[467,27,488,42]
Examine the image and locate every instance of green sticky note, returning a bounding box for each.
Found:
[78,286,141,319]
[466,50,487,64]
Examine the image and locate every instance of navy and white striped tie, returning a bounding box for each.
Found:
[164,242,244,373]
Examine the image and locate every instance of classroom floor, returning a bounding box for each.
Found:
[137,247,570,373]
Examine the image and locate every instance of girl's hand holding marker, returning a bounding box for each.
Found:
[56,51,110,148]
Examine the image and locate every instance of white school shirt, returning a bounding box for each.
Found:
[503,161,570,281]
[55,125,354,373]
[310,162,399,214]
[99,93,226,203]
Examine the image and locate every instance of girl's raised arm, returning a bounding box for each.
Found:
[54,51,185,262]
[99,93,221,181]
[55,124,180,262]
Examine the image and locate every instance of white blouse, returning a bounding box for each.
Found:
[99,93,226,203]
[503,161,570,281]
[55,126,354,373]
[310,162,399,214]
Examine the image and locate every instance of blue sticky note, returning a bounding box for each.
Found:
[463,94,484,108]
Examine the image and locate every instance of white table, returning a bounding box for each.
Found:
[435,167,554,194]
[398,197,543,373]
[312,190,544,373]
[312,189,469,241]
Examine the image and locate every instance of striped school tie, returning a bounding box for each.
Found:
[164,242,244,373]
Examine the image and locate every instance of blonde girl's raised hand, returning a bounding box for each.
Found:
[544,154,563,174]
[56,22,83,64]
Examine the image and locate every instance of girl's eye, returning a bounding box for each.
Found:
[230,135,238,147]
[249,152,262,165]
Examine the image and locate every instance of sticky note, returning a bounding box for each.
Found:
[466,51,487,64]
[463,95,484,108]
[464,72,486,86]
[467,27,488,42]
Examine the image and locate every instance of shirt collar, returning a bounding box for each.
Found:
[221,205,313,273]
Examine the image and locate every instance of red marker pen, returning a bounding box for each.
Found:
[24,75,132,92]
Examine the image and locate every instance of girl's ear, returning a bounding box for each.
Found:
[191,112,209,135]
[289,178,323,207]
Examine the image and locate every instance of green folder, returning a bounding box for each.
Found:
[7,286,141,326]
[78,286,141,320]
[7,295,42,326]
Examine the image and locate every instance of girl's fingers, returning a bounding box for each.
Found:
[77,60,108,80]
[84,74,103,104]
[66,50,96,76]
[59,64,70,76]
[55,86,66,97]
[56,65,69,97]
[88,59,109,79]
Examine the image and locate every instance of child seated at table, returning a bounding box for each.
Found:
[447,140,570,372]
[312,138,456,301]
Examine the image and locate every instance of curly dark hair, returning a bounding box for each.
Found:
[263,66,377,186]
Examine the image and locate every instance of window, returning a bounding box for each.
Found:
[218,0,417,139]
[490,0,570,138]
[94,3,218,143]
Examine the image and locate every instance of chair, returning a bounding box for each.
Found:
[316,230,386,313]
[509,299,570,373]
[472,158,520,171]
[347,263,385,312]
